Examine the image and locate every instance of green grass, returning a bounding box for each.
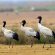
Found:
[0,23,55,45]
[33,6,55,11]
[16,5,55,12]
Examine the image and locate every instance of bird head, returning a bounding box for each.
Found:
[21,20,26,26]
[3,21,6,25]
[37,16,42,20]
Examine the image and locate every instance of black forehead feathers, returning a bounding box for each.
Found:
[3,21,6,23]
[22,20,26,24]
[38,16,42,19]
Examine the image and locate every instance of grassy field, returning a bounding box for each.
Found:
[0,11,55,44]
[0,44,55,55]
[0,11,54,55]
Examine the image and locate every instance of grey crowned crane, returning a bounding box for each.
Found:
[2,21,19,48]
[20,20,40,47]
[37,16,55,48]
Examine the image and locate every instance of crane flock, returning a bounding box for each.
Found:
[1,16,55,48]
